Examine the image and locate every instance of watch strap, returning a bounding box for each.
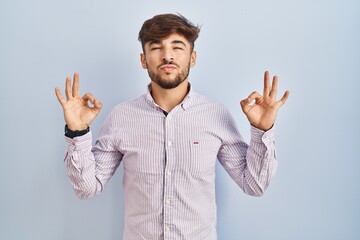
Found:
[64,125,90,139]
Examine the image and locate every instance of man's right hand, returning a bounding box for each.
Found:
[55,72,102,131]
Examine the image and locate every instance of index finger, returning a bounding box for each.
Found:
[72,72,80,97]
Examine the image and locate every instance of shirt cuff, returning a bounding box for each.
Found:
[64,131,92,151]
[250,125,275,145]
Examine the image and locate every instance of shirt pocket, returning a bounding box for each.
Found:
[189,140,219,175]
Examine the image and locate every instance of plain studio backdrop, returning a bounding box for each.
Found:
[0,0,359,239]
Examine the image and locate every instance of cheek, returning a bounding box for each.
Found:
[176,53,190,63]
[146,61,157,70]
[182,57,192,67]
[145,55,161,68]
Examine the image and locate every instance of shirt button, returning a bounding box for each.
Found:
[165,226,170,232]
[168,141,172,146]
[167,171,172,176]
[166,199,170,205]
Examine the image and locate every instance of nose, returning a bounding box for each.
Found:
[162,47,174,62]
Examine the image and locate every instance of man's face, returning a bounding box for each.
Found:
[140,33,196,89]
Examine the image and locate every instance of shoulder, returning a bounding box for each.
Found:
[111,94,147,112]
[104,94,149,122]
[191,92,230,114]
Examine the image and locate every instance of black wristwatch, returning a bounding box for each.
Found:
[64,125,90,138]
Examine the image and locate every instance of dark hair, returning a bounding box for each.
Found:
[138,13,200,52]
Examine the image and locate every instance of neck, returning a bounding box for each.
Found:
[150,80,189,112]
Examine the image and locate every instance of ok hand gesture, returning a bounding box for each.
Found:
[240,71,289,131]
[55,72,102,131]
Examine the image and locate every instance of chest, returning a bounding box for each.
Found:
[114,113,222,175]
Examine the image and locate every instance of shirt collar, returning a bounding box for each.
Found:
[145,83,193,111]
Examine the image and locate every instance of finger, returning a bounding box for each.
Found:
[247,91,262,102]
[82,92,95,104]
[275,90,290,108]
[269,75,278,100]
[65,76,72,100]
[263,71,270,97]
[93,99,103,111]
[240,98,248,109]
[55,87,66,106]
[240,91,261,108]
[72,72,80,97]
[240,99,250,112]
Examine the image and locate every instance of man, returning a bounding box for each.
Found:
[55,13,289,240]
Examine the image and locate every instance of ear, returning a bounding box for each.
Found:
[140,53,147,69]
[190,51,197,68]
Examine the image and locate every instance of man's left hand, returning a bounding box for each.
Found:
[240,71,290,131]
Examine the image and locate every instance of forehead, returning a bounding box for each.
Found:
[145,33,191,46]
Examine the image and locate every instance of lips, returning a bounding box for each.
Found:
[163,66,175,71]
[159,64,177,72]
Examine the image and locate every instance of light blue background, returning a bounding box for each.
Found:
[1,0,359,239]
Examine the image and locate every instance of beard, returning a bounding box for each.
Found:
[147,61,191,89]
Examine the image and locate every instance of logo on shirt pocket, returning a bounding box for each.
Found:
[189,140,218,175]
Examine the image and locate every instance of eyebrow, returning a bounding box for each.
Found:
[172,40,186,47]
[148,40,187,47]
[148,40,161,46]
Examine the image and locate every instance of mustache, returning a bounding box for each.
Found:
[157,60,180,69]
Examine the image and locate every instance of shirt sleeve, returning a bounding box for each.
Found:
[63,113,123,199]
[217,110,277,196]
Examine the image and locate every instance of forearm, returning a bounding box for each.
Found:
[242,126,277,196]
[218,125,278,196]
[64,132,103,199]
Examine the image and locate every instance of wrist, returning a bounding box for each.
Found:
[251,123,274,132]
[65,124,90,138]
[66,124,88,131]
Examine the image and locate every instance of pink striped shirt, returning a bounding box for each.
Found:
[64,86,277,239]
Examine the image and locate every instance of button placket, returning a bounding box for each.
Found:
[163,112,175,238]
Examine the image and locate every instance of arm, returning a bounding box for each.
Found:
[55,72,121,199]
[63,115,122,199]
[218,71,289,196]
[217,113,277,196]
